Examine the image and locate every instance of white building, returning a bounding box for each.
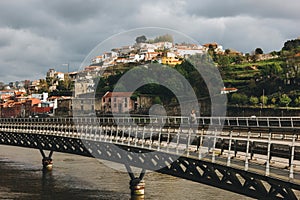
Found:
[153,42,173,49]
[176,47,204,57]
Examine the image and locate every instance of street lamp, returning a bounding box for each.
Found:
[259,103,262,116]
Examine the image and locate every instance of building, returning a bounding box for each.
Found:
[176,46,204,57]
[101,92,135,113]
[161,52,183,66]
[221,87,238,94]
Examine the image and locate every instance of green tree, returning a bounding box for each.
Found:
[271,63,283,75]
[271,97,277,105]
[255,48,264,55]
[294,96,300,106]
[153,96,162,104]
[0,82,5,90]
[135,35,147,44]
[224,49,231,55]
[282,39,300,51]
[217,55,230,67]
[249,96,259,105]
[153,34,173,43]
[38,79,49,93]
[279,94,292,107]
[260,95,268,106]
[231,93,248,105]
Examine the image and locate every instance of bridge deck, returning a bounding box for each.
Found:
[1,116,300,199]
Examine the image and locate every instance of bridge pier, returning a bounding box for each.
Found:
[125,164,146,199]
[39,149,53,171]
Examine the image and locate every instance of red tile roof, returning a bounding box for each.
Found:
[103,92,133,98]
[294,52,300,57]
[29,98,41,105]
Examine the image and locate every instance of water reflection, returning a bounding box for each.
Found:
[0,146,253,200]
[41,170,54,197]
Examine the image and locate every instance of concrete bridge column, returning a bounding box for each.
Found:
[125,164,146,199]
[39,149,54,171]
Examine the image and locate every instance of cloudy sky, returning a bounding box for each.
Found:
[0,0,299,83]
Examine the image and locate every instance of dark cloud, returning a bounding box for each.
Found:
[185,0,300,19]
[0,0,299,83]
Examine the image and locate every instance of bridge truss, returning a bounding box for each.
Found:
[1,116,300,199]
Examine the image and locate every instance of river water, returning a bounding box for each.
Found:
[0,145,253,200]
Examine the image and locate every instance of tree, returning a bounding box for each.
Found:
[271,97,277,105]
[279,94,291,107]
[282,39,300,51]
[231,93,248,105]
[255,48,264,55]
[249,96,259,105]
[135,35,147,44]
[0,82,4,90]
[153,96,162,104]
[217,55,230,67]
[260,95,268,106]
[153,34,173,43]
[38,79,49,93]
[225,49,231,55]
[271,63,283,75]
[294,96,300,106]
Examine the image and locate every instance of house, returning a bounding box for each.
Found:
[46,69,56,78]
[0,98,38,118]
[101,92,135,113]
[203,42,224,54]
[72,93,97,116]
[221,87,238,94]
[119,46,134,55]
[144,52,161,62]
[176,45,204,57]
[161,52,182,66]
[153,42,173,50]
[55,98,72,116]
[92,55,103,64]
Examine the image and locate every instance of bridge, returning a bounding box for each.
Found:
[1,116,300,199]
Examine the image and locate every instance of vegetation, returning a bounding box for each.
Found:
[216,38,300,108]
[94,37,300,110]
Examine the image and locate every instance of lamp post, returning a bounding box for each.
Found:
[259,103,262,116]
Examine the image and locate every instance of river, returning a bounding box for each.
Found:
[0,145,253,200]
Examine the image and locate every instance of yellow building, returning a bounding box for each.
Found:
[161,52,182,66]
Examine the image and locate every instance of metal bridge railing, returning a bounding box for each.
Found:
[1,116,300,182]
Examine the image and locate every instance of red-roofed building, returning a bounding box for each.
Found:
[0,99,32,118]
[221,87,238,94]
[29,98,41,106]
[294,52,300,57]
